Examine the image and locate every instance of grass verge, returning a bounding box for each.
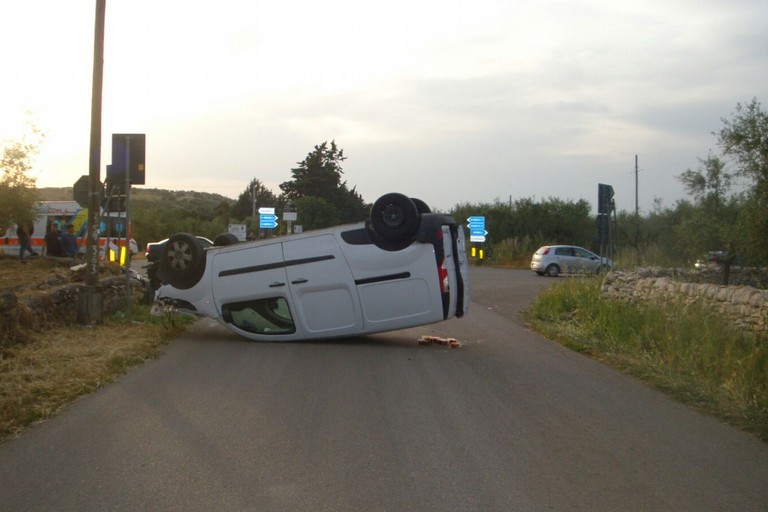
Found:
[523,277,768,441]
[0,305,192,441]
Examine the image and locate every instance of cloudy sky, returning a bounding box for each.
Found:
[2,0,766,214]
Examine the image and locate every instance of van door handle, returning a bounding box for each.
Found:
[291,278,308,284]
[269,282,286,288]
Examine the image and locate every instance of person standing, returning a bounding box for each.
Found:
[17,223,36,263]
[61,224,78,257]
[44,222,66,257]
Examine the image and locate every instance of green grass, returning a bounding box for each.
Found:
[524,277,768,441]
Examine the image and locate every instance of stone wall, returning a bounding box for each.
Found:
[1,277,146,347]
[601,267,768,333]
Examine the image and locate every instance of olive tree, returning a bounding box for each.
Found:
[676,154,741,281]
[717,98,768,264]
[0,126,42,233]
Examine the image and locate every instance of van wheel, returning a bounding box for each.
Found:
[213,232,240,246]
[370,193,421,243]
[158,233,206,289]
[410,197,431,214]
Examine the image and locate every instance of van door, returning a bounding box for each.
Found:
[211,242,304,339]
[282,233,363,338]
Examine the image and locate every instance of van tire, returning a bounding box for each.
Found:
[410,197,431,214]
[370,193,421,243]
[158,233,206,289]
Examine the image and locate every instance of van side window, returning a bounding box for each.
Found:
[221,298,295,335]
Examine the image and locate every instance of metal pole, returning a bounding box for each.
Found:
[635,154,639,219]
[79,0,106,324]
[635,154,641,265]
[124,136,132,305]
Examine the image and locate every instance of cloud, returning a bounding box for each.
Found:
[3,0,767,216]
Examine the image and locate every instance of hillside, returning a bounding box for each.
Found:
[36,187,234,205]
[34,187,238,248]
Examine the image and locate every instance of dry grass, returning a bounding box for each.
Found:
[0,256,189,441]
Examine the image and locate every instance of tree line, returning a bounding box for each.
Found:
[454,98,768,269]
[3,100,766,270]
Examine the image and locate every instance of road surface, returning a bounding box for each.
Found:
[0,267,766,511]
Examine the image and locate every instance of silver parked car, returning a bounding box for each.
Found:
[153,193,470,341]
[530,245,611,277]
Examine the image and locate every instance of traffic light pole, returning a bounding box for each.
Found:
[124,135,133,305]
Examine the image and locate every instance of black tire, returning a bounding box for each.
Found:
[545,264,560,277]
[213,232,240,246]
[157,233,206,290]
[410,197,431,214]
[370,193,421,243]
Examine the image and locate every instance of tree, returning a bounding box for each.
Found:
[232,178,279,220]
[678,153,732,206]
[718,98,768,197]
[293,197,340,231]
[281,140,346,201]
[717,98,768,264]
[0,125,42,233]
[676,154,741,282]
[279,141,367,226]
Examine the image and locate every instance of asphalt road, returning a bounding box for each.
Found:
[1,267,767,511]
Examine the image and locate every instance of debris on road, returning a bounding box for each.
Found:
[418,335,462,348]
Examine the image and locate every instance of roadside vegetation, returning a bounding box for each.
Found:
[0,286,192,441]
[1,99,766,441]
[524,276,768,441]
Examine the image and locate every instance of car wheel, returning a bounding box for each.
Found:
[370,193,421,243]
[545,264,560,277]
[213,232,240,246]
[157,233,206,290]
[410,197,431,214]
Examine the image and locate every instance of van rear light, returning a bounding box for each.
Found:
[438,257,449,294]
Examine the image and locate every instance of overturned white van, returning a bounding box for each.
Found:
[154,193,470,341]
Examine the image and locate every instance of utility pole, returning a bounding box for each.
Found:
[79,0,106,324]
[635,154,641,266]
[635,154,639,219]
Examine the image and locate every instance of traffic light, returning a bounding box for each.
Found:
[598,183,614,214]
[110,134,146,185]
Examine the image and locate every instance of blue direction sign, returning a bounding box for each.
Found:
[259,214,278,229]
[467,215,487,242]
[467,216,485,228]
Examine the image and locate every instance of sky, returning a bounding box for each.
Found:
[2,0,767,215]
